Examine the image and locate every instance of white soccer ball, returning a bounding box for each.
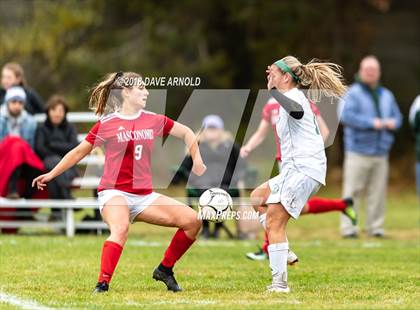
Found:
[198,188,233,223]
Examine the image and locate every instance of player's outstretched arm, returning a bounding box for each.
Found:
[316,114,330,142]
[240,119,270,158]
[269,88,304,119]
[32,140,93,190]
[169,122,207,176]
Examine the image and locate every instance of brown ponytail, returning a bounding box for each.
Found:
[280,56,346,103]
[88,71,141,116]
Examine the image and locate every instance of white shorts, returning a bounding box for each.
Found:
[266,168,321,219]
[97,189,161,223]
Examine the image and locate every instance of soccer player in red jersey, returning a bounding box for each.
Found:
[32,72,206,293]
[241,95,356,262]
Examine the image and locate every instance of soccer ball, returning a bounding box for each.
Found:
[198,188,233,223]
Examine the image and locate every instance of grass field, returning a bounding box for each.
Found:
[0,187,419,309]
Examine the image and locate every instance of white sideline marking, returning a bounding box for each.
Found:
[125,299,217,306]
[362,242,382,248]
[0,291,52,310]
[128,240,162,247]
[152,299,217,305]
[197,240,252,247]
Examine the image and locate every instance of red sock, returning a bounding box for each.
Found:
[261,231,269,255]
[161,229,195,268]
[306,197,346,214]
[98,240,123,284]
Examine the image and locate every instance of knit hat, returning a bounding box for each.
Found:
[202,114,224,129]
[5,86,26,103]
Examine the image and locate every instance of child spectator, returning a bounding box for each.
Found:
[0,87,44,231]
[0,86,40,199]
[0,86,37,147]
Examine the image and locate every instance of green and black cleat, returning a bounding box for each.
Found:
[342,198,357,226]
[246,247,268,261]
[153,267,182,292]
[93,281,109,294]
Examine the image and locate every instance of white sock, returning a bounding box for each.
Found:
[268,242,289,284]
[258,213,267,230]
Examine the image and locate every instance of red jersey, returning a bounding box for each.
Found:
[262,97,321,161]
[85,110,174,195]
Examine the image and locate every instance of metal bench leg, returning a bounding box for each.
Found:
[66,209,75,237]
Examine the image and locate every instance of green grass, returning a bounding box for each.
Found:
[0,187,419,309]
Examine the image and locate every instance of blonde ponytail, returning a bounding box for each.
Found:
[280,56,347,103]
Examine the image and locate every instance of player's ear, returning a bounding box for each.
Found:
[121,87,130,98]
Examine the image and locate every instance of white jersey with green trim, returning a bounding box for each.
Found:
[275,87,327,185]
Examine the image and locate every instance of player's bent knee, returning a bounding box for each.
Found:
[250,188,264,209]
[266,214,286,233]
[189,215,202,230]
[181,214,202,234]
[110,223,129,241]
[193,217,202,230]
[265,216,277,233]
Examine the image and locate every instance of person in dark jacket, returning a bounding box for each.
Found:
[173,115,247,238]
[1,62,45,114]
[35,95,78,218]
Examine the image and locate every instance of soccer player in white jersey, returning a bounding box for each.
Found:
[243,97,356,262]
[249,56,346,293]
[33,72,206,293]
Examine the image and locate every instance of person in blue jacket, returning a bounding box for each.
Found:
[0,86,37,147]
[0,86,39,200]
[340,55,402,238]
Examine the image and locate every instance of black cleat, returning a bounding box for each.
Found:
[93,281,109,293]
[371,233,385,238]
[153,267,182,292]
[343,197,354,208]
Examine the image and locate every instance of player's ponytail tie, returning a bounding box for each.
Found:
[294,65,305,83]
[112,71,124,88]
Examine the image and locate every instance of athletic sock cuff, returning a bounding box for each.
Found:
[267,242,289,252]
[104,240,124,250]
[158,262,174,274]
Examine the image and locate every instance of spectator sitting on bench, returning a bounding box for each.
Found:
[0,62,45,115]
[172,115,247,239]
[0,87,45,232]
[35,95,79,220]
